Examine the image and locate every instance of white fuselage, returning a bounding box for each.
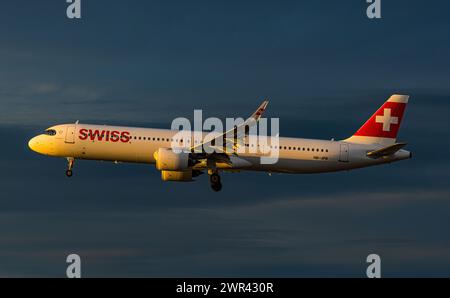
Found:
[28,123,411,174]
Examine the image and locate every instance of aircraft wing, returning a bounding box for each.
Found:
[366,143,407,158]
[190,100,269,155]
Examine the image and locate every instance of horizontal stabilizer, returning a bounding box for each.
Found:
[366,143,407,158]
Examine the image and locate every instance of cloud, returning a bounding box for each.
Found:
[1,187,449,277]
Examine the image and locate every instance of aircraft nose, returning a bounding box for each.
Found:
[28,136,40,152]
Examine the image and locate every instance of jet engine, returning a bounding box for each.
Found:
[161,170,193,182]
[154,148,192,171]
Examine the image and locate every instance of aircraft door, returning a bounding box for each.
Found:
[339,144,349,162]
[65,125,76,144]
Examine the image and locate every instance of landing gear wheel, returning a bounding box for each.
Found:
[209,173,222,192]
[211,182,222,192]
[210,173,220,184]
[66,170,73,177]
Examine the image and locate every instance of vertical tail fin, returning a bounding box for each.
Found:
[345,94,410,145]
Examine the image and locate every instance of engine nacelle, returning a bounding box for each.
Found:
[154,148,190,171]
[161,170,193,182]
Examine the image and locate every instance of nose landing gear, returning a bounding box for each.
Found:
[66,157,75,177]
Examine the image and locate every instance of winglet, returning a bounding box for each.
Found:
[190,99,270,154]
[249,99,269,122]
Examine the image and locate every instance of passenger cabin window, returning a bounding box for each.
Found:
[44,129,57,136]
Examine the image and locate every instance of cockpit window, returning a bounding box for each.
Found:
[44,129,57,136]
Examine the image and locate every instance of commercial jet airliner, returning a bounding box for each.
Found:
[28,95,411,191]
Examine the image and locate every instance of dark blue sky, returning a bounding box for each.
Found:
[0,0,449,277]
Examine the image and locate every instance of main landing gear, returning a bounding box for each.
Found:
[66,157,75,177]
[209,171,222,192]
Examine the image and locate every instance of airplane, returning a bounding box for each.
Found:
[28,94,412,192]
